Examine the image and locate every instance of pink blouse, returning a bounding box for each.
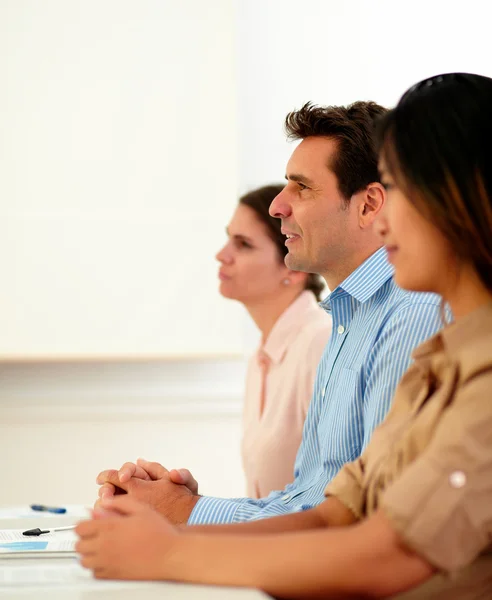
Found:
[241,291,332,498]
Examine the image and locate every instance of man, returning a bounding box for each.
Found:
[95,101,442,526]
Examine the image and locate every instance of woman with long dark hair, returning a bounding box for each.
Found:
[77,73,492,599]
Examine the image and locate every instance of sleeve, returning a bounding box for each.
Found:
[381,372,492,572]
[324,457,366,520]
[361,300,443,450]
[301,317,332,417]
[188,489,288,525]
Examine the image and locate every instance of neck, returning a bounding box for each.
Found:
[444,267,492,320]
[321,243,382,291]
[245,287,305,343]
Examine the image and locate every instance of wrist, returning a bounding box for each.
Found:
[169,493,201,525]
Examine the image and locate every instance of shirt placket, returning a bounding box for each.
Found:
[257,350,271,419]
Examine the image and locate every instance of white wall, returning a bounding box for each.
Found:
[236,0,492,191]
[0,358,248,505]
[2,0,492,508]
[0,0,244,359]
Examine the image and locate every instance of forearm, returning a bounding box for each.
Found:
[185,506,322,535]
[166,512,434,599]
[185,497,354,535]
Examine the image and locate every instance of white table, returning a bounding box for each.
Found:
[0,510,269,600]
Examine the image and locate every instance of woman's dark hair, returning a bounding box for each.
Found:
[239,184,325,301]
[377,73,492,293]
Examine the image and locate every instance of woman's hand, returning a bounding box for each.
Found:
[76,495,181,580]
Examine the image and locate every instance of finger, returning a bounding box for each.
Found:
[136,458,169,480]
[169,468,198,494]
[92,508,116,520]
[98,483,116,499]
[79,554,99,570]
[75,539,97,555]
[93,567,110,579]
[100,494,149,516]
[96,469,122,486]
[96,470,128,491]
[75,519,100,540]
[117,462,150,483]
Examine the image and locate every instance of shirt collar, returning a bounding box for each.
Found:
[320,247,393,311]
[260,291,319,365]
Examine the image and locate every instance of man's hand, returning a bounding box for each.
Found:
[95,459,201,524]
[76,496,181,580]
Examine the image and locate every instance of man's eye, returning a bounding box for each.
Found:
[298,182,308,191]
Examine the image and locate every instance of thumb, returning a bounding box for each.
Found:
[169,468,199,494]
[100,494,148,517]
[136,458,169,480]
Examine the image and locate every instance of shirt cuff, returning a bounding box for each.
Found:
[188,496,241,525]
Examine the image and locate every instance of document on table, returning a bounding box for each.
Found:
[0,529,76,558]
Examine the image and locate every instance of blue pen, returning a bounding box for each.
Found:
[30,504,67,514]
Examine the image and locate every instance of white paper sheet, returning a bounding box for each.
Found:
[0,529,76,557]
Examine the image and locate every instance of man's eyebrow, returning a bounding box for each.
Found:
[285,173,315,186]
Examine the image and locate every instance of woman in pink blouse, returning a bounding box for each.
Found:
[216,184,332,497]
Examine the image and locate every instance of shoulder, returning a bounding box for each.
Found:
[382,282,442,313]
[281,304,331,368]
[374,284,443,332]
[453,318,492,383]
[295,303,332,347]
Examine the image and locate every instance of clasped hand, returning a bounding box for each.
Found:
[95,458,200,525]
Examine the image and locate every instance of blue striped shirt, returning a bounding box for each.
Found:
[189,248,443,525]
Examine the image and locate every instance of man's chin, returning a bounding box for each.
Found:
[285,252,310,273]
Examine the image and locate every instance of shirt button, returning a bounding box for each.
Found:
[449,470,466,488]
[337,325,345,334]
[282,494,291,502]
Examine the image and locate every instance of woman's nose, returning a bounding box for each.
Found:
[216,244,233,264]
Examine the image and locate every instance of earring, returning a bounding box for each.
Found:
[282,278,291,286]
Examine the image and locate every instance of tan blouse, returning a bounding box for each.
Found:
[242,291,332,498]
[325,301,492,599]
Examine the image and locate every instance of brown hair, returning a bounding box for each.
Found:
[377,73,492,293]
[285,101,388,204]
[239,185,325,301]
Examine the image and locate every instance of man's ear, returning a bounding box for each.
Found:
[358,182,385,229]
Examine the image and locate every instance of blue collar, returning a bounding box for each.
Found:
[321,248,393,311]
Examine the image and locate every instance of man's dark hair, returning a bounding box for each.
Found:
[285,101,388,202]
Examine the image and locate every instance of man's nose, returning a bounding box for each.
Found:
[269,188,291,219]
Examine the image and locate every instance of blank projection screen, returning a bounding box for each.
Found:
[0,0,245,359]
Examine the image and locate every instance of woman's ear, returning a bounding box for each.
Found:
[284,269,308,287]
[359,182,386,229]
